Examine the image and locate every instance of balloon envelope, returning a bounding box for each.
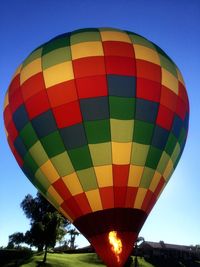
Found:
[4,28,189,266]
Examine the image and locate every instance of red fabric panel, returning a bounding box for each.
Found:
[160,85,177,112]
[136,59,161,82]
[179,82,189,111]
[9,88,24,113]
[112,164,130,187]
[25,90,50,119]
[137,78,161,102]
[8,74,20,97]
[74,193,92,215]
[105,56,136,76]
[47,80,78,108]
[76,75,108,98]
[99,187,114,209]
[21,73,46,101]
[53,101,82,128]
[156,104,174,130]
[114,186,127,207]
[176,97,186,120]
[53,178,72,201]
[154,176,165,198]
[125,187,138,208]
[103,41,135,58]
[73,57,106,78]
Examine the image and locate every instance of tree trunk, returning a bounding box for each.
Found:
[43,245,48,263]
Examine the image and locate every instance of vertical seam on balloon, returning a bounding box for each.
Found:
[99,28,114,209]
[69,30,96,214]
[126,31,138,209]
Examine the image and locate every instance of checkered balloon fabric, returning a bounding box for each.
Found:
[4,27,189,223]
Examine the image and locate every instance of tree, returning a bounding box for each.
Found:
[20,192,70,262]
[7,232,24,248]
[67,228,80,250]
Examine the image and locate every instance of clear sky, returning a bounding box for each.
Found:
[0,0,200,248]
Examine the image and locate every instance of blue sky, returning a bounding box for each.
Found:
[0,0,200,248]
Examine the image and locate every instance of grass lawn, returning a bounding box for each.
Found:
[20,253,155,267]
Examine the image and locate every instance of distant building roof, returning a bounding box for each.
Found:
[140,241,194,252]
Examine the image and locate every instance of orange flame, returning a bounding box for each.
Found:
[108,231,122,262]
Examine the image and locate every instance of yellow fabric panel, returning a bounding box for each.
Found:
[71,41,104,59]
[134,188,147,209]
[59,207,73,222]
[43,61,74,88]
[110,119,134,142]
[100,30,131,43]
[40,160,60,183]
[12,64,22,80]
[163,159,174,181]
[176,67,185,85]
[3,91,9,110]
[149,171,162,192]
[29,141,49,166]
[62,173,83,196]
[112,142,132,164]
[94,165,113,187]
[162,68,178,95]
[20,58,42,85]
[86,189,102,212]
[134,45,160,65]
[128,165,144,187]
[47,185,63,205]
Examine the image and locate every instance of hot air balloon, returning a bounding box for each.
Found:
[3,28,189,267]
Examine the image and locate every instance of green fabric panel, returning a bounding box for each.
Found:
[111,119,134,142]
[68,146,93,170]
[46,191,60,209]
[146,146,162,169]
[29,141,49,166]
[84,119,111,144]
[131,143,150,166]
[77,168,98,191]
[22,48,42,67]
[33,178,48,195]
[128,33,156,50]
[159,54,177,77]
[42,47,72,69]
[89,142,112,166]
[42,37,70,55]
[70,30,101,45]
[178,128,187,147]
[157,152,170,174]
[35,169,51,189]
[154,44,174,64]
[171,143,181,165]
[51,151,74,176]
[41,131,66,158]
[140,167,155,188]
[165,133,177,156]
[20,123,38,149]
[23,152,38,174]
[109,96,135,120]
[133,120,154,144]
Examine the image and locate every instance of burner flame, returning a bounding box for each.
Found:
[108,231,122,263]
